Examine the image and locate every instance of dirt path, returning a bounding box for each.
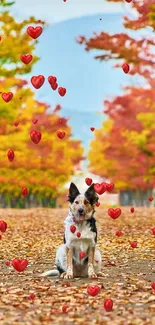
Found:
[0,207,155,325]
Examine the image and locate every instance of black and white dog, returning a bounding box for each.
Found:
[41,182,103,279]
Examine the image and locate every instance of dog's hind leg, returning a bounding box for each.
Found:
[56,244,67,275]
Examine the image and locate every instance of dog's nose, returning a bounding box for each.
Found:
[78,208,84,214]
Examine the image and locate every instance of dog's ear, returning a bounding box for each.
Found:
[85,183,99,205]
[68,182,80,203]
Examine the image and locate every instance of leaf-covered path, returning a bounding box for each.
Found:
[0,207,155,325]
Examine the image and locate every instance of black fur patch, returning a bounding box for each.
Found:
[86,216,97,243]
[64,234,66,244]
[85,183,99,206]
[68,182,80,203]
[56,264,65,274]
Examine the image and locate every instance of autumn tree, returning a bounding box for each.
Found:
[0,0,84,208]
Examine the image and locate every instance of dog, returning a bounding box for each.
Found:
[40,182,103,279]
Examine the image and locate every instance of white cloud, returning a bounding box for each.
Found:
[10,0,126,23]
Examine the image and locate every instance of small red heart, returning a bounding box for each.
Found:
[76,232,81,238]
[57,131,66,139]
[30,130,42,144]
[14,121,19,127]
[90,127,95,132]
[79,252,85,259]
[130,241,137,248]
[108,208,121,219]
[116,230,122,237]
[32,119,38,124]
[70,225,76,233]
[62,305,68,312]
[58,87,66,97]
[94,182,107,195]
[31,75,45,89]
[29,293,35,300]
[0,221,7,233]
[27,26,43,39]
[7,149,15,162]
[5,261,10,267]
[87,285,100,296]
[151,228,155,235]
[148,196,154,202]
[106,183,114,192]
[125,0,132,2]
[51,83,58,90]
[20,54,33,64]
[12,259,28,272]
[85,178,92,186]
[151,283,155,290]
[2,92,13,102]
[130,207,134,213]
[48,76,57,87]
[21,187,28,197]
[104,299,113,312]
[95,202,100,207]
[95,260,99,263]
[122,63,130,74]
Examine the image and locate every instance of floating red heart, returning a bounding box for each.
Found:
[87,285,101,297]
[20,54,33,64]
[14,121,19,127]
[151,283,155,290]
[106,183,114,192]
[58,87,66,97]
[90,127,95,132]
[30,130,42,144]
[130,241,137,248]
[2,92,13,102]
[57,131,66,139]
[70,225,76,233]
[29,293,35,300]
[85,178,92,186]
[0,220,7,233]
[79,252,85,259]
[116,230,122,237]
[148,196,154,202]
[130,207,134,213]
[27,26,43,39]
[104,298,113,312]
[62,305,68,313]
[48,76,57,87]
[12,259,28,272]
[76,232,81,238]
[7,149,14,162]
[125,0,132,2]
[5,261,10,267]
[51,83,58,90]
[32,119,38,124]
[21,187,28,197]
[151,228,155,235]
[31,75,45,89]
[95,202,100,207]
[122,63,130,74]
[108,208,121,219]
[94,182,107,195]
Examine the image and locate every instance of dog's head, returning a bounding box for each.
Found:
[68,182,99,222]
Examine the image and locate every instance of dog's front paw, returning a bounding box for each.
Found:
[88,263,98,279]
[64,271,73,279]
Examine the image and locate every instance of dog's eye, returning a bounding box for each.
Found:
[75,201,79,204]
[84,200,89,205]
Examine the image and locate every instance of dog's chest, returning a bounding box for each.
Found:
[65,219,96,250]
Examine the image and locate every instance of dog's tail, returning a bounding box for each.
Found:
[40,269,59,277]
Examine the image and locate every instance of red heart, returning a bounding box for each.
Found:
[57,131,65,139]
[5,261,10,267]
[151,283,155,290]
[0,221,7,233]
[148,196,154,202]
[48,76,57,87]
[2,92,13,102]
[32,119,38,124]
[104,298,113,312]
[51,83,58,90]
[58,87,66,97]
[27,26,43,39]
[20,54,33,64]
[116,230,122,237]
[7,149,15,162]
[62,305,68,313]
[95,202,100,207]
[106,183,114,192]
[14,121,19,127]
[79,252,85,259]
[94,183,107,195]
[108,208,121,219]
[151,228,155,235]
[70,225,76,233]
[76,232,81,238]
[130,207,134,213]
[31,75,45,89]
[130,241,137,248]
[122,63,130,74]
[12,259,28,272]
[87,285,100,296]
[29,293,35,300]
[21,187,28,197]
[85,178,92,186]
[30,131,42,144]
[125,0,132,2]
[90,127,95,132]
